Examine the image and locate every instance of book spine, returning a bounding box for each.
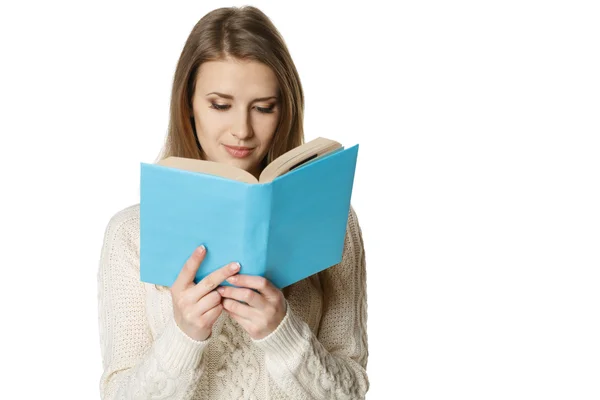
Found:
[242,184,272,277]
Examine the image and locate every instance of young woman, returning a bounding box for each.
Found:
[97,6,369,399]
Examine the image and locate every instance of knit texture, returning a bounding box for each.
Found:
[97,203,369,399]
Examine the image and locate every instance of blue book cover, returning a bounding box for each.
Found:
[139,142,359,289]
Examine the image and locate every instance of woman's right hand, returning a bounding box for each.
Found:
[170,245,240,341]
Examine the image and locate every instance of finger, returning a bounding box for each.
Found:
[225,274,278,298]
[171,245,206,293]
[192,290,222,315]
[226,308,255,333]
[222,298,258,321]
[199,303,224,328]
[217,286,267,309]
[187,261,241,301]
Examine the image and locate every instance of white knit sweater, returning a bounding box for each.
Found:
[97,203,369,399]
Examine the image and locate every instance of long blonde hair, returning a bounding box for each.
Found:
[155,6,305,167]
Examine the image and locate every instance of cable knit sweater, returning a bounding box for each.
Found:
[97,203,369,399]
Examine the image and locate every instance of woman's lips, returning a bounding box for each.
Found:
[223,144,254,158]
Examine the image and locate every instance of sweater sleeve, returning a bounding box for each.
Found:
[253,206,370,399]
[97,208,210,399]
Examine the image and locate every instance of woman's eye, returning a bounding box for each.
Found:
[257,105,275,114]
[210,103,275,113]
[210,103,230,111]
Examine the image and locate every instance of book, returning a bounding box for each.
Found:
[139,137,359,289]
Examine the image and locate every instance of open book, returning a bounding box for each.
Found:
[156,137,343,183]
[140,137,359,289]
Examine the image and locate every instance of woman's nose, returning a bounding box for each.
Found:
[231,111,253,139]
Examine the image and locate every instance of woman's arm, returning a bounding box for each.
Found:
[253,206,369,399]
[97,208,209,399]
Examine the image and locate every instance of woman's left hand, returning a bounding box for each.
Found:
[217,274,287,340]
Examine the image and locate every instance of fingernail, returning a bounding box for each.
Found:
[196,245,205,255]
[230,262,240,271]
[217,287,225,294]
[228,275,237,283]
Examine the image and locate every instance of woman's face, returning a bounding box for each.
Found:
[191,57,281,178]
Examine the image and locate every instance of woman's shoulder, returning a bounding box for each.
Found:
[348,203,359,222]
[347,203,363,236]
[341,203,366,267]
[101,203,141,248]
[105,203,140,228]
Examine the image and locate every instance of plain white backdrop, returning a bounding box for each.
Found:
[0,0,598,399]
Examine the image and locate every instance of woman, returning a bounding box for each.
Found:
[97,6,369,399]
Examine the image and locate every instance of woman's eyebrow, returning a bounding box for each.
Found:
[206,92,278,102]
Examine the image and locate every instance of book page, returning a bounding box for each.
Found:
[258,137,342,183]
[157,157,258,184]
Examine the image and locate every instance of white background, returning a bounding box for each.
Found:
[0,0,598,399]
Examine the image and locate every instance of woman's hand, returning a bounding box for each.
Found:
[170,245,240,341]
[217,274,287,340]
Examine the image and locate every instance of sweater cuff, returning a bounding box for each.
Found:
[154,317,210,372]
[252,300,311,371]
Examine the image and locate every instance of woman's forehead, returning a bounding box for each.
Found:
[196,59,279,94]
